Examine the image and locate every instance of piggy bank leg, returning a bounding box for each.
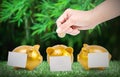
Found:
[98,67,105,70]
[84,66,90,70]
[26,67,34,71]
[14,67,25,70]
[14,67,19,70]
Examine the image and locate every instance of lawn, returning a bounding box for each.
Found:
[0,61,120,77]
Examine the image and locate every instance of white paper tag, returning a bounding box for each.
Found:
[88,52,109,68]
[7,52,27,68]
[50,56,72,71]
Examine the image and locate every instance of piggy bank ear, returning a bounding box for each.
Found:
[33,45,40,50]
[46,47,54,55]
[81,48,88,53]
[65,47,73,54]
[82,44,89,53]
[83,44,88,47]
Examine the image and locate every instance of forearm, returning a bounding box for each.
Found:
[91,0,120,25]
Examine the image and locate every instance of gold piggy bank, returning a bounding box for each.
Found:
[46,45,74,63]
[77,44,111,70]
[12,45,43,70]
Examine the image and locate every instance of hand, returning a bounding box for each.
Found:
[56,0,120,37]
[56,8,96,36]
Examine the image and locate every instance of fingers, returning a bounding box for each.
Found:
[67,29,80,35]
[59,27,80,36]
[56,17,74,33]
[56,9,72,27]
[56,8,81,36]
[56,17,80,36]
[57,27,80,36]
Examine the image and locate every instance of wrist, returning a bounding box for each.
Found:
[88,9,102,28]
[85,9,99,29]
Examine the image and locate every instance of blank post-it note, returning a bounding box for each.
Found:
[50,56,72,71]
[88,52,109,68]
[7,52,27,68]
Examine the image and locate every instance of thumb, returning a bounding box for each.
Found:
[56,18,74,33]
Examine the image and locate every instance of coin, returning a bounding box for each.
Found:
[58,33,66,38]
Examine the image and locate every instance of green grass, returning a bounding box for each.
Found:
[0,61,120,77]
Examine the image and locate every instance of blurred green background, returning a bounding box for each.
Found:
[0,0,120,61]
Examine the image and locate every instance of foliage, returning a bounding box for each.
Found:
[0,0,33,25]
[0,61,120,77]
[2,0,120,61]
[0,0,104,44]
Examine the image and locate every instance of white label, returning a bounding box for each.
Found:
[7,52,27,68]
[88,52,109,68]
[50,56,72,71]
